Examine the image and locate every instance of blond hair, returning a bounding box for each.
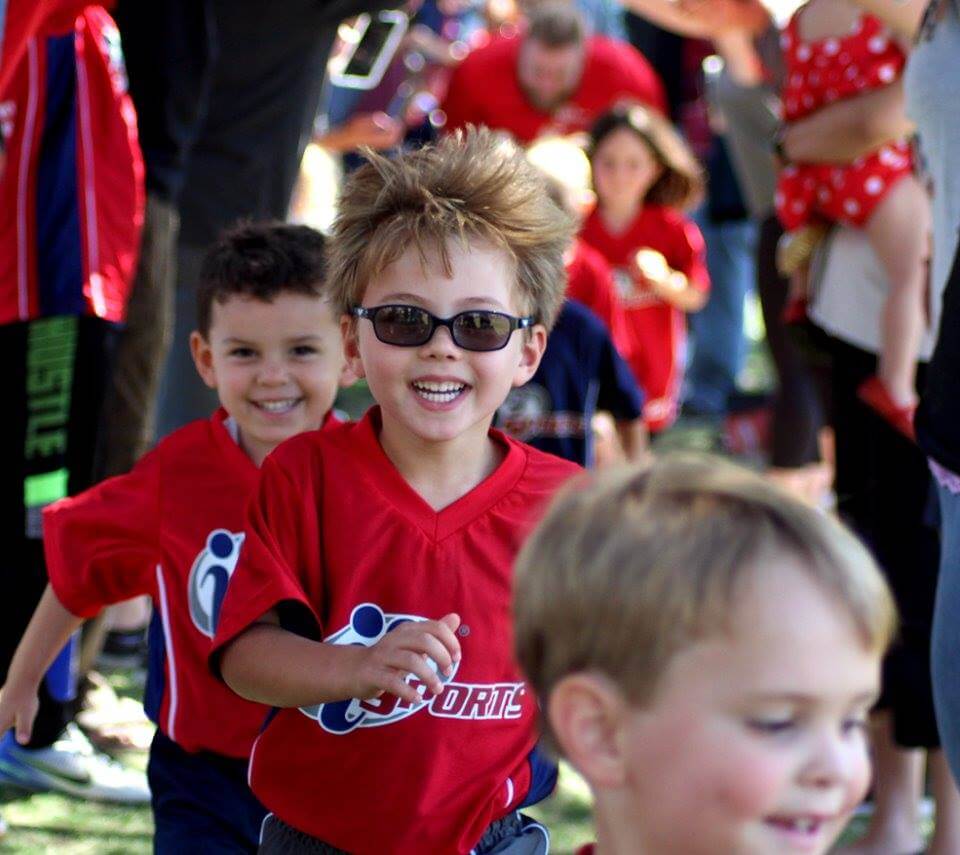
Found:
[327,127,574,330]
[515,454,897,716]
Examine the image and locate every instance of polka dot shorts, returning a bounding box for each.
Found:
[776,142,914,230]
[776,12,914,230]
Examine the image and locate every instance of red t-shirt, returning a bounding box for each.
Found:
[580,205,709,431]
[211,408,579,854]
[565,237,632,361]
[43,409,336,759]
[0,6,143,324]
[441,34,666,144]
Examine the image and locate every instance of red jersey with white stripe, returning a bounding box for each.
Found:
[580,205,709,432]
[43,410,341,759]
[211,408,579,854]
[0,5,142,325]
[441,34,666,144]
[0,0,95,93]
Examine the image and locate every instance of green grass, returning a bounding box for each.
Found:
[0,662,920,854]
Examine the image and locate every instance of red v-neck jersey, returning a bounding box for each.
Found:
[44,410,264,758]
[212,407,580,853]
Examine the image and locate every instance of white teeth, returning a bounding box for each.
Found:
[413,381,465,393]
[256,399,299,413]
[412,381,466,404]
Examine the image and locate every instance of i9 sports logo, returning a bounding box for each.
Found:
[300,603,462,735]
[187,529,245,638]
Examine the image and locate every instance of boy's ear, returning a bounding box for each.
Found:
[340,315,366,380]
[338,361,360,389]
[548,673,630,789]
[190,331,218,390]
[511,323,547,387]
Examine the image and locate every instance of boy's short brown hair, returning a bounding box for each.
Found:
[515,454,896,722]
[327,126,574,331]
[196,221,329,338]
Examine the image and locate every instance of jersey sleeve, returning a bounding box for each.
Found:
[568,246,634,361]
[210,449,325,676]
[595,329,645,421]
[42,455,161,618]
[670,214,711,293]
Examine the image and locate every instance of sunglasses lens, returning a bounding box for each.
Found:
[453,312,512,351]
[373,306,432,345]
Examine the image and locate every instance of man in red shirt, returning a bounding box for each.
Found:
[441,2,666,144]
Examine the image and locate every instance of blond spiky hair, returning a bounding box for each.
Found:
[327,126,575,330]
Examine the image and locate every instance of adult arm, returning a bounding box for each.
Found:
[781,80,913,164]
[848,0,929,42]
[621,0,770,38]
[315,111,404,152]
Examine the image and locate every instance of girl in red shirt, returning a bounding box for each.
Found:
[580,104,709,432]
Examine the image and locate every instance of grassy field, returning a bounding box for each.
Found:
[0,622,897,855]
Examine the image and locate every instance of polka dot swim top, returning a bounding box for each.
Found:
[780,12,906,123]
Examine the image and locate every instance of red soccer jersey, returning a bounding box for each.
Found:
[565,237,633,361]
[441,34,666,144]
[0,5,143,324]
[212,408,580,854]
[43,409,340,759]
[580,205,709,431]
[0,0,96,94]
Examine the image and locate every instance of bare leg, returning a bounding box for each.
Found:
[837,711,925,855]
[863,176,930,408]
[928,750,960,855]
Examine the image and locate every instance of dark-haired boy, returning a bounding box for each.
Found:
[0,222,351,852]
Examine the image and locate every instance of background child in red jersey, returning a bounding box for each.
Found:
[0,222,351,853]
[212,128,580,855]
[580,104,710,433]
[514,455,898,855]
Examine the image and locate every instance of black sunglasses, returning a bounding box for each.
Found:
[352,304,534,352]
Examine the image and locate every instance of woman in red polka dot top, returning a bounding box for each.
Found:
[776,0,929,440]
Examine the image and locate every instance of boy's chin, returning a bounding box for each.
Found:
[390,410,496,445]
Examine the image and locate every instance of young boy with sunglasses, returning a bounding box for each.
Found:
[0,222,350,852]
[212,129,580,854]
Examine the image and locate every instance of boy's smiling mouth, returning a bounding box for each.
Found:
[411,379,468,405]
[763,813,834,849]
[252,397,303,414]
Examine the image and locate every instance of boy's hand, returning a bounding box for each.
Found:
[352,613,461,704]
[0,682,40,745]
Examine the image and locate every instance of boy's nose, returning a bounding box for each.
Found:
[257,359,290,384]
[419,324,461,359]
[800,731,865,790]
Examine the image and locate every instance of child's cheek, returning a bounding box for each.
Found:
[841,741,873,814]
[706,736,794,821]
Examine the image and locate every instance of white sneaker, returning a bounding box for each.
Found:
[0,723,150,804]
